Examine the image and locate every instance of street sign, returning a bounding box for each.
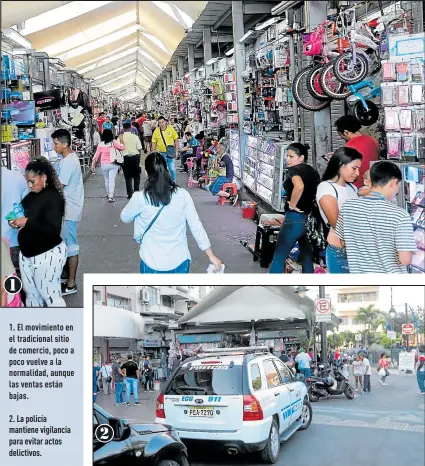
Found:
[315,298,332,323]
[387,330,397,340]
[398,351,416,373]
[402,323,415,335]
[355,334,362,342]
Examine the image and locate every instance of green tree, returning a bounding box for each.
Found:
[355,305,384,345]
[380,335,392,349]
[327,333,343,349]
[342,330,355,346]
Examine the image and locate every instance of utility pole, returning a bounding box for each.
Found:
[405,303,409,349]
[319,286,327,365]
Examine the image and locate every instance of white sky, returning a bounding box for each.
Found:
[306,286,424,314]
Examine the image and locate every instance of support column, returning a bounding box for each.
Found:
[167,71,172,89]
[319,286,327,365]
[203,27,212,78]
[306,1,331,172]
[172,64,177,83]
[178,56,184,78]
[187,44,195,72]
[232,1,246,181]
[163,76,167,93]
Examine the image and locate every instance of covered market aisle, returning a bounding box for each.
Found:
[65,168,265,307]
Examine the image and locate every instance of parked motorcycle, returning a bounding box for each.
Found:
[306,365,355,401]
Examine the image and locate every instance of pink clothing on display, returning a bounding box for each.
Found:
[92,141,125,165]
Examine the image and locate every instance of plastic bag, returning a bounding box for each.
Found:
[207,264,225,274]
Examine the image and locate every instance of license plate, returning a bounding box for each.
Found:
[188,407,214,417]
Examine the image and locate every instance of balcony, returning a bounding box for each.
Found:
[160,286,199,303]
[141,304,176,316]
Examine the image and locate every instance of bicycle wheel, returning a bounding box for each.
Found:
[307,61,343,101]
[353,99,379,126]
[292,67,330,112]
[333,51,369,84]
[319,62,352,100]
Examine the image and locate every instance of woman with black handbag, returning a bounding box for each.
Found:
[269,143,320,273]
[91,129,125,203]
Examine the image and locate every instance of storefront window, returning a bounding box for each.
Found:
[250,363,262,391]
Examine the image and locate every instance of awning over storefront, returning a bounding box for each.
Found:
[178,286,314,326]
[94,304,144,339]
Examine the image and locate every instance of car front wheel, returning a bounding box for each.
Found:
[298,399,312,431]
[157,461,181,466]
[260,419,280,464]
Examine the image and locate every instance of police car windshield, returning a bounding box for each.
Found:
[166,365,243,396]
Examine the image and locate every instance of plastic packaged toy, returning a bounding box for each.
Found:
[386,133,402,159]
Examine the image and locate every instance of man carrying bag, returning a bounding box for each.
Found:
[151,115,179,182]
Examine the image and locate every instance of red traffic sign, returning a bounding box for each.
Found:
[315,298,331,314]
[402,323,415,335]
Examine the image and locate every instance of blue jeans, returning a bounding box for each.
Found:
[140,259,191,274]
[160,152,176,182]
[125,377,139,404]
[417,371,425,393]
[326,244,349,273]
[300,368,311,380]
[269,211,314,273]
[115,381,124,404]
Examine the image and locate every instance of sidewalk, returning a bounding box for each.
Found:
[65,168,265,307]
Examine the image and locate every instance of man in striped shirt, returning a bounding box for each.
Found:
[335,161,416,273]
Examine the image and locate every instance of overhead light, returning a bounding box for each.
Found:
[255,17,282,31]
[206,57,219,65]
[239,30,254,43]
[2,28,32,49]
[294,286,309,299]
[190,67,197,72]
[225,47,234,56]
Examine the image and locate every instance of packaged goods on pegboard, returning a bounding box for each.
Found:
[382,33,425,161]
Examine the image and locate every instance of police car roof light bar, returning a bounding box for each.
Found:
[200,346,270,355]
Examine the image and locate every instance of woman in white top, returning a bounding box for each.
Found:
[120,152,222,273]
[316,147,362,273]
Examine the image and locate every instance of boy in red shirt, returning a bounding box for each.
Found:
[335,115,380,188]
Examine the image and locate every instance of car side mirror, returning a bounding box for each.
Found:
[108,417,130,441]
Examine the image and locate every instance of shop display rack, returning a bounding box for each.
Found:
[243,134,288,211]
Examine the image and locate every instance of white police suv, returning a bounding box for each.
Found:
[155,347,312,464]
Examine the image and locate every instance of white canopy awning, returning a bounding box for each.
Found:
[178,286,315,326]
[2,1,208,100]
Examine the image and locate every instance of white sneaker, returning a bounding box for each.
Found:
[354,388,358,392]
[382,383,388,386]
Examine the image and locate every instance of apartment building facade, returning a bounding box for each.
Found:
[330,286,381,334]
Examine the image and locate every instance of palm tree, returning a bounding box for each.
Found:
[355,305,383,345]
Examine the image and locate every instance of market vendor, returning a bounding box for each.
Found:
[179,131,200,173]
[206,137,238,206]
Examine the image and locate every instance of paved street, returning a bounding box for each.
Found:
[66,167,263,307]
[95,371,425,466]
